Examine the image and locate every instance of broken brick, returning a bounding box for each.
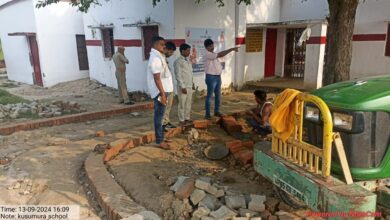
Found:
[123,140,134,150]
[242,140,255,149]
[221,116,243,133]
[235,150,253,165]
[193,120,209,129]
[226,140,243,154]
[175,177,195,200]
[96,130,105,137]
[142,133,155,144]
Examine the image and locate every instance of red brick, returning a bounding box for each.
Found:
[142,133,155,144]
[132,137,143,147]
[123,140,134,150]
[221,115,242,133]
[193,120,209,129]
[242,140,255,149]
[166,127,182,138]
[226,140,243,154]
[96,130,106,137]
[175,177,195,200]
[103,140,129,162]
[235,149,253,165]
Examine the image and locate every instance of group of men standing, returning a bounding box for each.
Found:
[113,35,239,149]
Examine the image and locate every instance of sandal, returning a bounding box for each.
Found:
[155,141,170,150]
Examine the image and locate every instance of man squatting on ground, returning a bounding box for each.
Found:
[112,46,135,105]
[162,41,178,132]
[204,39,239,119]
[246,90,273,136]
[174,43,194,126]
[147,36,173,149]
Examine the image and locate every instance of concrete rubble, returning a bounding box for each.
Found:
[168,175,301,220]
[0,100,86,120]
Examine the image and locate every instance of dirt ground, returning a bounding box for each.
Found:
[0,79,262,220]
[0,78,123,111]
[108,124,274,218]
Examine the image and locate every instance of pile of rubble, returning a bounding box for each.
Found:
[167,177,301,220]
[0,100,86,119]
[7,178,34,195]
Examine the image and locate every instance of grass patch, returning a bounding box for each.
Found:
[0,40,3,60]
[0,88,29,105]
[0,82,18,88]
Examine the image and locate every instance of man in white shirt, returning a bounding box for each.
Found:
[147,36,174,149]
[162,41,177,132]
[204,38,238,119]
[174,43,193,125]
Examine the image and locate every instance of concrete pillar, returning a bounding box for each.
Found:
[233,4,247,90]
[304,23,327,90]
[275,28,286,77]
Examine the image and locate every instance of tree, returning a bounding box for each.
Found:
[323,0,359,86]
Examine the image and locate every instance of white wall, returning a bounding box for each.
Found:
[304,23,327,89]
[280,0,328,22]
[246,0,281,24]
[33,1,88,87]
[350,0,390,79]
[84,0,174,93]
[0,0,36,84]
[174,0,237,91]
[240,0,281,85]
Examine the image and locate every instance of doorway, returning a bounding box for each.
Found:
[284,28,306,78]
[76,35,89,71]
[264,29,277,78]
[27,36,43,86]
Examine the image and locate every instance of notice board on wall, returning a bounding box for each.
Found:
[185,27,226,73]
[246,28,263,53]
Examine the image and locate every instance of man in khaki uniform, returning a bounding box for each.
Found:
[113,46,134,105]
[174,43,193,125]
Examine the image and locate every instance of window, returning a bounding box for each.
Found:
[76,35,89,70]
[386,24,390,57]
[246,28,263,53]
[101,28,114,58]
[142,25,159,60]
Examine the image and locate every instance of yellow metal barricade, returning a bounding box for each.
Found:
[271,93,333,178]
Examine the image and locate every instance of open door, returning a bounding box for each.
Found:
[264,29,277,78]
[28,36,43,86]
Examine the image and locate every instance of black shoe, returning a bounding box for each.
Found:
[165,122,176,129]
[205,115,212,120]
[163,125,169,132]
[214,112,224,117]
[124,101,135,105]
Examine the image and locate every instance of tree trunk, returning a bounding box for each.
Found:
[323,0,359,86]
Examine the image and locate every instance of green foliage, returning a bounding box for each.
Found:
[36,0,100,12]
[0,40,3,61]
[0,89,29,105]
[36,0,251,12]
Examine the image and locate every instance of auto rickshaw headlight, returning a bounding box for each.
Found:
[305,106,320,121]
[333,112,353,131]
